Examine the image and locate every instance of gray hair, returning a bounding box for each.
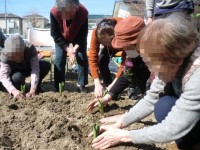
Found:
[139,12,199,63]
[55,0,79,8]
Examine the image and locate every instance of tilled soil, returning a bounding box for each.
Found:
[0,75,170,150]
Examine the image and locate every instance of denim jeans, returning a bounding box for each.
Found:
[54,44,88,90]
[10,60,51,90]
[154,96,200,149]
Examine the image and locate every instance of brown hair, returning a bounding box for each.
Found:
[96,19,117,40]
[138,13,199,64]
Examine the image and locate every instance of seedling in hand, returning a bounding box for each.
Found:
[93,123,100,139]
[59,82,64,95]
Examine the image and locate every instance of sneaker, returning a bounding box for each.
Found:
[76,83,87,93]
[127,87,140,100]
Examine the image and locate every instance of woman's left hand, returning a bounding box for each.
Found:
[92,125,132,149]
[26,89,36,98]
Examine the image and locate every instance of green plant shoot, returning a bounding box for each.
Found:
[103,88,108,96]
[59,82,64,94]
[20,84,26,94]
[93,123,100,139]
[98,99,104,115]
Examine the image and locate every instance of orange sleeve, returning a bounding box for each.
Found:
[116,51,126,78]
[89,17,123,79]
[88,28,101,79]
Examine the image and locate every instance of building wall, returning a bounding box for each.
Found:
[0,18,22,35]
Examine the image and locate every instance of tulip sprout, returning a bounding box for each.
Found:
[103,88,108,96]
[20,84,26,94]
[97,88,107,115]
[98,99,104,116]
[93,123,100,139]
[59,82,64,95]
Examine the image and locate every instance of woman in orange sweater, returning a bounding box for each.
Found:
[89,18,125,97]
[87,16,150,112]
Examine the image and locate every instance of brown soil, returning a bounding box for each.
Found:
[0,73,170,150]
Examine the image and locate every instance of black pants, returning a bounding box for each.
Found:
[10,60,51,90]
[109,56,150,97]
[98,47,119,86]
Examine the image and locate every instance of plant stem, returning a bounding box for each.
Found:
[59,82,64,95]
[98,99,104,116]
[20,84,26,94]
[93,123,100,138]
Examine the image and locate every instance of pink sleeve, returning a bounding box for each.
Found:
[0,62,16,93]
[30,56,40,90]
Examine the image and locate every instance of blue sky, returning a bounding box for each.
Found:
[0,0,116,19]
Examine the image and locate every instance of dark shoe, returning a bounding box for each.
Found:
[36,87,44,93]
[76,83,87,93]
[127,87,141,100]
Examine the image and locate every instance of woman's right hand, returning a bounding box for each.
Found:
[12,89,25,99]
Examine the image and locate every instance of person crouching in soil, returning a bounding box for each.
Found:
[87,16,150,112]
[0,35,51,99]
[90,13,200,150]
[89,18,125,98]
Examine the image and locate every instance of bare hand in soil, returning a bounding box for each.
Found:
[26,89,36,98]
[92,125,131,149]
[87,98,108,112]
[12,89,25,99]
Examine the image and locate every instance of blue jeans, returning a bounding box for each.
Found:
[154,96,200,149]
[54,44,88,90]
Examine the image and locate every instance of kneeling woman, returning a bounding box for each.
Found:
[91,13,200,150]
[0,36,51,99]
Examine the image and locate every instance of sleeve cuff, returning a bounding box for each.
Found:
[146,10,154,18]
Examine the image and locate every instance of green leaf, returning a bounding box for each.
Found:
[59,82,64,94]
[103,89,108,96]
[93,123,100,138]
[20,84,26,93]
[98,99,104,115]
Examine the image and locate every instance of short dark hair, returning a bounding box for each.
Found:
[96,19,117,40]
